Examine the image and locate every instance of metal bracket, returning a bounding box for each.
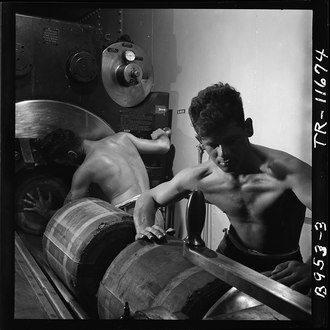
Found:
[19,138,35,168]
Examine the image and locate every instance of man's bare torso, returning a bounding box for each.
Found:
[80,134,150,206]
[193,146,306,254]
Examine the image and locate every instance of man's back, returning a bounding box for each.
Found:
[79,133,150,206]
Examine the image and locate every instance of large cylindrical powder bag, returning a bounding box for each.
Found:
[97,236,231,319]
[43,198,136,316]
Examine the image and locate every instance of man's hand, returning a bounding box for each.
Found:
[136,224,166,241]
[134,209,167,241]
[136,226,175,241]
[259,159,289,180]
[150,127,171,140]
[134,193,176,241]
[23,187,53,219]
[268,260,311,295]
[260,155,312,210]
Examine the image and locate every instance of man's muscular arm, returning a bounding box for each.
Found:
[134,166,205,240]
[64,167,91,204]
[121,129,171,155]
[260,153,312,210]
[257,147,312,293]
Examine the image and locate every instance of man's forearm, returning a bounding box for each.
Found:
[133,192,159,232]
[151,128,171,154]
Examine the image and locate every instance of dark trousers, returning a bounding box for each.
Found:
[216,226,303,273]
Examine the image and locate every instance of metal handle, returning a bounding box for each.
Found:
[184,190,206,248]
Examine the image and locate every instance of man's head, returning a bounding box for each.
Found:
[188,82,254,173]
[39,128,84,166]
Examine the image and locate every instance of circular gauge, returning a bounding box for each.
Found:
[102,42,154,107]
[124,50,136,62]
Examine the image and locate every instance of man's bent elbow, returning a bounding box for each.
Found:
[156,140,171,154]
[136,190,156,206]
[160,145,171,154]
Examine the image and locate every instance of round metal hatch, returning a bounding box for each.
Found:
[15,99,115,140]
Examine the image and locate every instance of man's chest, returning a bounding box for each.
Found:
[200,171,289,218]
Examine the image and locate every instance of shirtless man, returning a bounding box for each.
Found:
[23,127,171,218]
[134,82,312,291]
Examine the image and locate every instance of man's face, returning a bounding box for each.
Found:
[200,121,250,174]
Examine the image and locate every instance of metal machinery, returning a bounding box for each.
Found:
[15,12,173,178]
[15,13,174,230]
[14,10,311,322]
[14,11,174,319]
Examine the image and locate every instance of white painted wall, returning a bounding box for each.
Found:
[123,9,312,261]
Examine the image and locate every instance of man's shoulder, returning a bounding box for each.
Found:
[107,132,140,150]
[170,162,214,192]
[102,132,128,144]
[255,144,311,180]
[94,134,136,154]
[252,143,297,162]
[177,161,214,180]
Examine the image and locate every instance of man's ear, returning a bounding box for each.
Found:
[67,150,78,160]
[244,118,254,137]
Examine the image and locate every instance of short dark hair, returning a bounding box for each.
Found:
[39,128,82,164]
[188,82,245,137]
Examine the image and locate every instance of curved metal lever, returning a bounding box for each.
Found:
[184,190,206,248]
